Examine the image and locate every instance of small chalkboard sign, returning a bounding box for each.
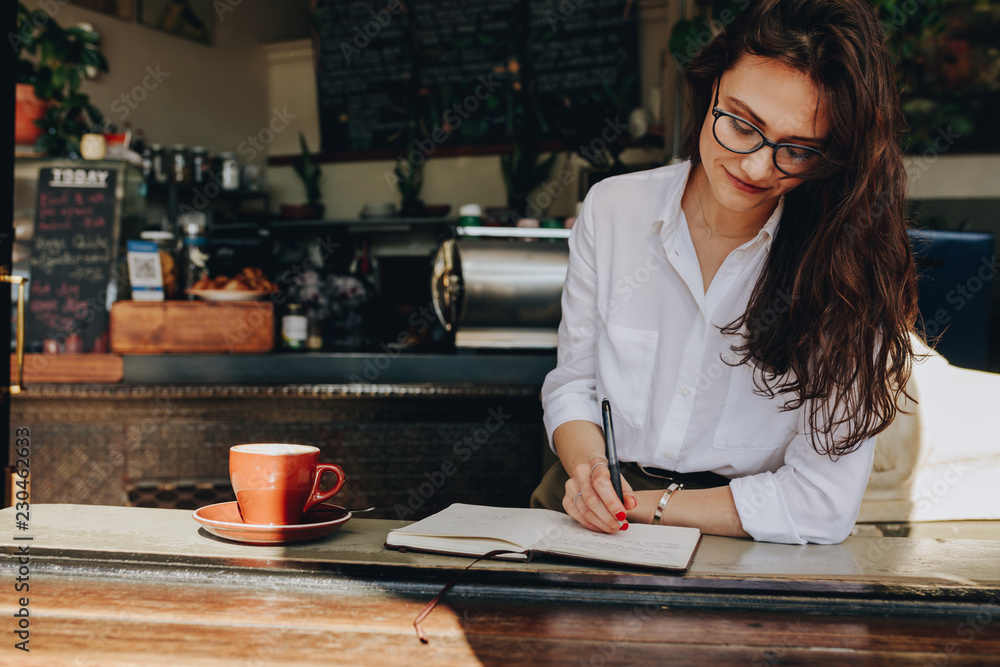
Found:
[27,166,119,353]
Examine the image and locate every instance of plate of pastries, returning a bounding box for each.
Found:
[186,267,278,301]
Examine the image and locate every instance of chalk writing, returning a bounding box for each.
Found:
[312,0,639,155]
[26,167,118,352]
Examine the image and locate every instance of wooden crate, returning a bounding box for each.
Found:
[110,301,275,354]
[10,353,124,384]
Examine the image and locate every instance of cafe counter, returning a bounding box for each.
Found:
[2,504,998,664]
[9,351,557,514]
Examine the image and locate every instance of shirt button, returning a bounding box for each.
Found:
[663,450,675,459]
[734,250,746,261]
[680,386,692,397]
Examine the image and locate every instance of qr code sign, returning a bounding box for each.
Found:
[126,240,165,300]
[131,254,160,281]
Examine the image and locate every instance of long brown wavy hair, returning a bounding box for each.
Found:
[679,0,919,458]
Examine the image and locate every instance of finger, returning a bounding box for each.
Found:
[620,478,638,511]
[575,460,621,529]
[578,456,625,526]
[573,498,618,533]
[563,485,608,533]
[574,497,617,533]
[561,478,581,517]
[565,473,618,533]
[589,469,629,530]
[587,483,626,530]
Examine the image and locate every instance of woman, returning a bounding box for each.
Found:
[532,0,918,544]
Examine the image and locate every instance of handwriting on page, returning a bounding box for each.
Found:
[537,518,687,561]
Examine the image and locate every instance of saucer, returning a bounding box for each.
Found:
[185,289,272,302]
[193,501,351,545]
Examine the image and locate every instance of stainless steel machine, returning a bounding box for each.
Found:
[431,227,570,348]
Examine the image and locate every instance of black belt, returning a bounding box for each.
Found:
[622,462,731,488]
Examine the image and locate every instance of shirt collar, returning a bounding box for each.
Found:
[654,160,784,252]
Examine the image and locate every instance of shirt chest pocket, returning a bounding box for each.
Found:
[714,364,799,450]
[596,322,659,428]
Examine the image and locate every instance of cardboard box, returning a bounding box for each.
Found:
[110,301,275,354]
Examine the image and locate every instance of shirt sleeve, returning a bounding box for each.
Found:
[540,187,604,449]
[730,426,877,545]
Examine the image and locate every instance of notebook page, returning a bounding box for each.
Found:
[387,504,564,551]
[535,514,701,569]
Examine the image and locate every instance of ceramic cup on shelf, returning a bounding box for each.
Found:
[80,133,106,160]
[229,444,346,525]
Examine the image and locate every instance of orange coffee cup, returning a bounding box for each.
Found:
[229,444,345,525]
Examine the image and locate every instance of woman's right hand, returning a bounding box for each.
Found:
[563,455,636,533]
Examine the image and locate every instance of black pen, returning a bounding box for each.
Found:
[601,398,624,504]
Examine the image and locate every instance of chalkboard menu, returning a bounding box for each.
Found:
[312,0,639,158]
[27,167,119,353]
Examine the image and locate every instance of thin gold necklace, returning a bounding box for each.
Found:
[695,179,754,241]
[694,180,716,240]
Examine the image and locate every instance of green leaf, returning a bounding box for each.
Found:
[294,132,322,204]
[533,152,556,184]
[668,18,707,67]
[85,103,104,127]
[50,67,65,91]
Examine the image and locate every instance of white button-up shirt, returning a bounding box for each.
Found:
[541,161,875,544]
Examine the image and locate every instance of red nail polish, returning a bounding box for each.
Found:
[615,511,627,521]
[620,522,629,531]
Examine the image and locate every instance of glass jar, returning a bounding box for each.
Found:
[242,163,264,192]
[150,144,169,184]
[171,144,191,184]
[141,147,154,181]
[282,305,308,350]
[306,319,323,351]
[219,152,241,191]
[458,203,482,227]
[190,147,209,185]
[178,220,209,299]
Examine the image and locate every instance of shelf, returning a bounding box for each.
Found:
[8,351,557,387]
[457,226,570,239]
[266,219,572,239]
[119,351,556,385]
[267,216,458,231]
[144,181,268,199]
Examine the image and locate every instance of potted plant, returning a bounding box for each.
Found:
[500,142,557,219]
[395,160,425,217]
[14,2,109,155]
[282,132,325,219]
[497,36,557,219]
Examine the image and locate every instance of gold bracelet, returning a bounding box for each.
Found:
[652,483,682,525]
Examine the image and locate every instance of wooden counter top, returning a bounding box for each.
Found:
[4,504,1000,591]
[2,505,999,664]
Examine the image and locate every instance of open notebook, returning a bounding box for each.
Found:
[385,504,701,571]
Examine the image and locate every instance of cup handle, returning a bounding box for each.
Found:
[303,463,346,512]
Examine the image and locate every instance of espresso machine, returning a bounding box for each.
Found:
[431,228,570,349]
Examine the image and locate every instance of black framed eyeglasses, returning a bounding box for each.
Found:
[711,77,825,177]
